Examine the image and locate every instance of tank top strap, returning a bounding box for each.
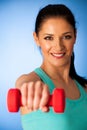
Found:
[34,67,55,93]
[75,80,87,98]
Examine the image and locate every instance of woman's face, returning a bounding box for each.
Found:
[33,18,76,68]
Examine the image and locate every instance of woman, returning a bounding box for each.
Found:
[16,4,87,130]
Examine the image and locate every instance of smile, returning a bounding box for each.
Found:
[51,53,65,58]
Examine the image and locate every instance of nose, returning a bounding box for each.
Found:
[54,38,64,51]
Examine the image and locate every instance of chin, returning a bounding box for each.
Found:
[51,61,70,68]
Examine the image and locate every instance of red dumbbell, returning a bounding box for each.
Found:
[7,88,65,113]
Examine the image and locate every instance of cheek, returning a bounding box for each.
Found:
[68,44,74,54]
[66,42,74,54]
[67,36,76,52]
[40,42,51,53]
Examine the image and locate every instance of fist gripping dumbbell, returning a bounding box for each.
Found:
[7,88,65,113]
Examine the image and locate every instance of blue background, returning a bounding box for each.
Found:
[0,0,87,129]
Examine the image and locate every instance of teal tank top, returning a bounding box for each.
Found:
[21,67,87,130]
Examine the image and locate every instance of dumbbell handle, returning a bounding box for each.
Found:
[7,88,65,113]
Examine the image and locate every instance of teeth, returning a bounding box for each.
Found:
[52,53,64,57]
[53,54,63,56]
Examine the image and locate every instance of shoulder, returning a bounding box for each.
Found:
[15,71,40,89]
[84,84,87,92]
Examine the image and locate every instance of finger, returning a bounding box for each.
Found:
[21,83,27,106]
[27,82,34,110]
[33,81,43,111]
[41,106,49,112]
[40,84,50,111]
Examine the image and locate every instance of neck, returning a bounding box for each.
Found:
[41,61,71,84]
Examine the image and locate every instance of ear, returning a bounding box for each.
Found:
[33,32,40,46]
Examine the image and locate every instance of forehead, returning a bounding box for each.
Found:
[39,17,74,33]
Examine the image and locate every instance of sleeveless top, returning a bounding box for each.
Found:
[21,67,87,130]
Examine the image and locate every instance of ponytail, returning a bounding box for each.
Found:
[69,52,87,87]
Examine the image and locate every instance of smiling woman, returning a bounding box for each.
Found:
[33,17,76,68]
[15,4,87,130]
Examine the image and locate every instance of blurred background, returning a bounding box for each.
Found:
[0,0,87,129]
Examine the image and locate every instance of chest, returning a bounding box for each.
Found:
[22,101,87,130]
[53,80,81,100]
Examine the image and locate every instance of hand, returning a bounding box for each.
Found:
[21,81,50,112]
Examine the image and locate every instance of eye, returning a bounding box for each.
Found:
[44,36,53,40]
[63,35,72,40]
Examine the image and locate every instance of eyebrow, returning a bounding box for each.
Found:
[43,32,72,36]
[43,33,53,35]
[62,32,72,35]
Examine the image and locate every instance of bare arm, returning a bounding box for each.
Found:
[15,71,50,115]
[15,71,41,88]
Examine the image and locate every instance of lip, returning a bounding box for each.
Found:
[51,52,65,59]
